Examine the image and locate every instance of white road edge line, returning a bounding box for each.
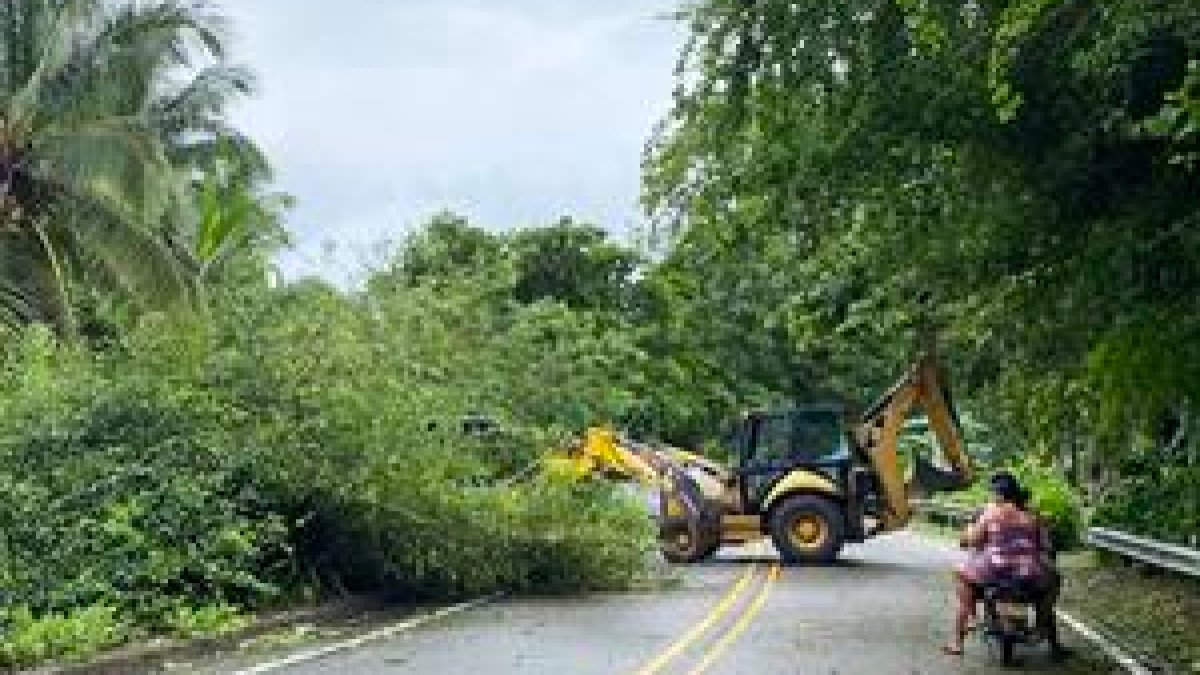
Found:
[232,594,501,675]
[1053,609,1152,675]
[910,531,1152,675]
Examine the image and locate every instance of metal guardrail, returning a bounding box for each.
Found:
[910,499,979,526]
[1087,527,1200,579]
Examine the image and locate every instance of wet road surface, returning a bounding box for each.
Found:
[180,532,1118,674]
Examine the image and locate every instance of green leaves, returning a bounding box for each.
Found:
[646,0,1199,543]
[1136,59,1200,166]
[987,0,1061,121]
[1093,465,1200,546]
[0,0,269,336]
[0,212,669,667]
[0,604,125,669]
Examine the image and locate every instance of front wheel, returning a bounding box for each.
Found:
[660,521,717,564]
[768,495,846,564]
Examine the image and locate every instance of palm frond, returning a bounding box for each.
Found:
[23,2,231,129]
[0,281,45,325]
[33,115,180,226]
[0,0,266,336]
[154,63,255,132]
[0,226,73,331]
[57,192,195,314]
[176,129,271,181]
[5,0,104,130]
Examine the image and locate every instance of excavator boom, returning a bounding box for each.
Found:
[854,351,973,530]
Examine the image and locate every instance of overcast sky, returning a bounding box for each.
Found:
[223,1,684,283]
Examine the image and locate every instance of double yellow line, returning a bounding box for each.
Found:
[633,562,781,675]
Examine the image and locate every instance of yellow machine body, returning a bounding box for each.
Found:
[545,349,974,564]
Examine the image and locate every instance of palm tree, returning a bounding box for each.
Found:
[188,138,293,285]
[0,0,264,334]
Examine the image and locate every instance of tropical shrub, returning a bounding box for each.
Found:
[1093,466,1200,547]
[0,259,657,667]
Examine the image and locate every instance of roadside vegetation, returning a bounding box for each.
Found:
[1059,552,1200,673]
[1,0,1197,670]
[0,268,659,667]
[641,0,1198,550]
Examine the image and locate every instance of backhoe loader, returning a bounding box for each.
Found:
[546,349,974,564]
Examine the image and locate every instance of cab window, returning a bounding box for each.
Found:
[791,414,844,461]
[751,415,793,464]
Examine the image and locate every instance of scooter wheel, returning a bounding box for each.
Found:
[1001,637,1020,667]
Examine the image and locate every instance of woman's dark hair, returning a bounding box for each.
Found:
[1014,486,1032,510]
[989,471,1023,503]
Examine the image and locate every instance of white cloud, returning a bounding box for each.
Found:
[220,1,684,283]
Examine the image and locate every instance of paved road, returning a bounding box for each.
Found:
[179,532,1117,674]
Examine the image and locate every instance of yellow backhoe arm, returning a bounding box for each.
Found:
[542,427,730,557]
[854,351,973,531]
[542,427,669,489]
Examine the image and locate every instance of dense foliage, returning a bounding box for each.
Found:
[0,5,661,663]
[0,0,275,336]
[642,0,1199,537]
[0,248,657,667]
[2,0,1197,668]
[1091,461,1199,546]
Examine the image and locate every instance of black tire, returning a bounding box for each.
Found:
[768,495,846,564]
[660,521,717,564]
[1001,636,1017,667]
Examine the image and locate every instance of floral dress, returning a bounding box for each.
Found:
[957,503,1048,585]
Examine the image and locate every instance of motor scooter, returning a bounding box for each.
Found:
[973,578,1047,667]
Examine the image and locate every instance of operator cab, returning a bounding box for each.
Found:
[733,405,850,464]
[729,405,857,512]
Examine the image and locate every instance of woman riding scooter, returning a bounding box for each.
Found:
[1013,483,1071,661]
[943,471,1070,660]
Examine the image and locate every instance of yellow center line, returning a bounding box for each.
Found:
[632,563,761,675]
[685,563,781,675]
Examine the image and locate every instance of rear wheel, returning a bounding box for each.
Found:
[768,495,845,564]
[1001,636,1017,667]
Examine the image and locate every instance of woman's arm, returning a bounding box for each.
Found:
[959,508,990,548]
[960,522,984,548]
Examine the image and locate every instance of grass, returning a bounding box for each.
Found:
[1058,551,1200,673]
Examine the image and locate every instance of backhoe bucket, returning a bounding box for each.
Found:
[908,453,969,497]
